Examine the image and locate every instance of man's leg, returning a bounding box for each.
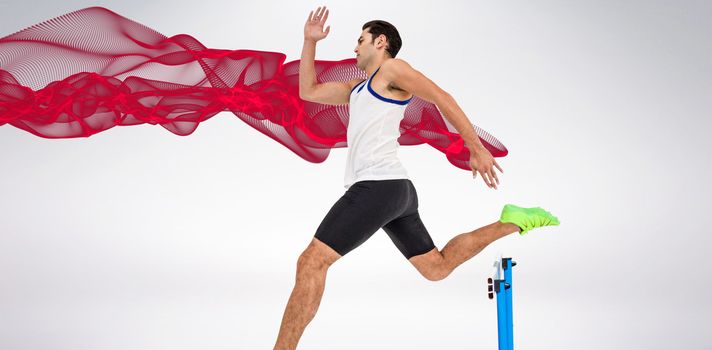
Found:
[409,221,520,281]
[273,237,342,350]
[408,204,561,280]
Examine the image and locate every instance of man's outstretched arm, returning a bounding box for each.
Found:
[382,58,503,189]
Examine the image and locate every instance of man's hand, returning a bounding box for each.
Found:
[304,6,330,42]
[470,145,503,189]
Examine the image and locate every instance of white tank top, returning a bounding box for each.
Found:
[344,66,413,189]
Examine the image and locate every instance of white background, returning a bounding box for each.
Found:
[1,1,710,349]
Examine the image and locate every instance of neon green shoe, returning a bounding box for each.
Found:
[499,204,560,235]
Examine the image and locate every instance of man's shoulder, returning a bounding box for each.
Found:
[381,58,412,74]
[381,58,413,91]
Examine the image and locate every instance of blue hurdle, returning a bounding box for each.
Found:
[487,257,516,350]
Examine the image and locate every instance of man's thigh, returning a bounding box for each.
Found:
[314,181,402,256]
[382,211,437,260]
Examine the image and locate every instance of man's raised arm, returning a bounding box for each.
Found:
[300,7,329,100]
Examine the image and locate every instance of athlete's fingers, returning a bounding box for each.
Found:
[494,159,503,173]
[317,6,325,19]
[490,168,499,186]
[487,171,496,189]
[321,9,329,24]
[484,173,493,189]
[489,168,499,188]
[483,167,495,188]
[487,164,499,185]
[479,169,491,188]
[308,10,313,22]
[311,7,319,21]
[485,170,495,188]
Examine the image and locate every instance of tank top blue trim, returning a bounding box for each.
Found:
[350,66,413,105]
[367,67,412,105]
[351,80,366,93]
[357,79,367,93]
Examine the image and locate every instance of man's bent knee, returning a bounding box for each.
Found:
[409,248,450,282]
[297,237,341,270]
[421,268,449,282]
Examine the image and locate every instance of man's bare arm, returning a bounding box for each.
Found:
[382,58,483,152]
[299,6,359,105]
[299,39,360,104]
[384,58,503,188]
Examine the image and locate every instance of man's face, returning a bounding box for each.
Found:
[354,29,387,70]
[354,30,371,69]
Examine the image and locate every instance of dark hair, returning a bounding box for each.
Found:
[362,20,402,58]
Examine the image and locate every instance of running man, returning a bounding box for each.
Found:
[273,6,559,350]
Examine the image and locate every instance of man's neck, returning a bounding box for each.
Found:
[364,57,389,77]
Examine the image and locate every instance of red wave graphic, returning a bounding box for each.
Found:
[0,6,507,170]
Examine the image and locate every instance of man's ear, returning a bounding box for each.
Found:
[378,35,388,49]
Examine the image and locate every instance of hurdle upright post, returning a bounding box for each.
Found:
[489,256,516,350]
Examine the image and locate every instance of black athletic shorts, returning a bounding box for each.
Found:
[314,179,436,259]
